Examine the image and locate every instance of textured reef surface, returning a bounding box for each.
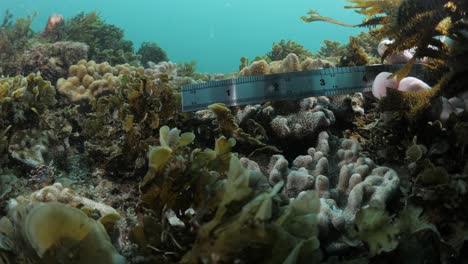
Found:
[0,0,468,263]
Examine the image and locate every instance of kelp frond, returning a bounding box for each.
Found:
[302,0,401,35]
[301,10,355,27]
[344,0,401,19]
[303,0,468,94]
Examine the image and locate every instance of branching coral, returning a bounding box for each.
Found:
[245,132,399,236]
[57,60,144,102]
[353,31,381,57]
[317,31,379,61]
[317,32,378,65]
[270,100,336,139]
[239,53,329,77]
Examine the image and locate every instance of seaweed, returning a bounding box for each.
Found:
[302,0,468,94]
[134,127,322,263]
[137,42,169,68]
[317,39,347,58]
[0,2,467,263]
[176,61,197,78]
[0,11,37,76]
[62,12,139,65]
[267,39,315,61]
[339,36,370,66]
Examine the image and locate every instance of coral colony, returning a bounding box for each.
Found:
[0,0,468,263]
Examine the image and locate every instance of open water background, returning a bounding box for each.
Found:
[0,0,363,72]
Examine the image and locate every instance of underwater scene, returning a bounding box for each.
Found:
[0,0,467,263]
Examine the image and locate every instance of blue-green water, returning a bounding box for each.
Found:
[1,0,363,73]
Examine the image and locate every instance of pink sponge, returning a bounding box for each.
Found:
[397,77,431,92]
[372,72,399,99]
[372,72,431,99]
[378,39,414,64]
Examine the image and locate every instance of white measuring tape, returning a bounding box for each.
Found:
[181,64,427,112]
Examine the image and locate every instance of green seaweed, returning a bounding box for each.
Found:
[267,39,315,61]
[137,42,169,68]
[0,11,37,76]
[62,12,138,65]
[317,39,347,58]
[0,73,57,129]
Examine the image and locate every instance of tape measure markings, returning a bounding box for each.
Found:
[181,64,427,112]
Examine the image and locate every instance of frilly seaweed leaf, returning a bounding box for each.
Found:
[301,10,355,27]
[355,206,399,256]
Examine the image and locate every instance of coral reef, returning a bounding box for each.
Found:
[21,41,89,83]
[183,161,322,264]
[236,54,363,142]
[317,32,380,65]
[267,39,315,61]
[76,63,181,178]
[56,60,143,102]
[31,182,119,217]
[239,53,333,76]
[269,98,335,139]
[0,11,36,76]
[146,61,178,78]
[246,131,400,238]
[132,126,322,263]
[0,2,467,263]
